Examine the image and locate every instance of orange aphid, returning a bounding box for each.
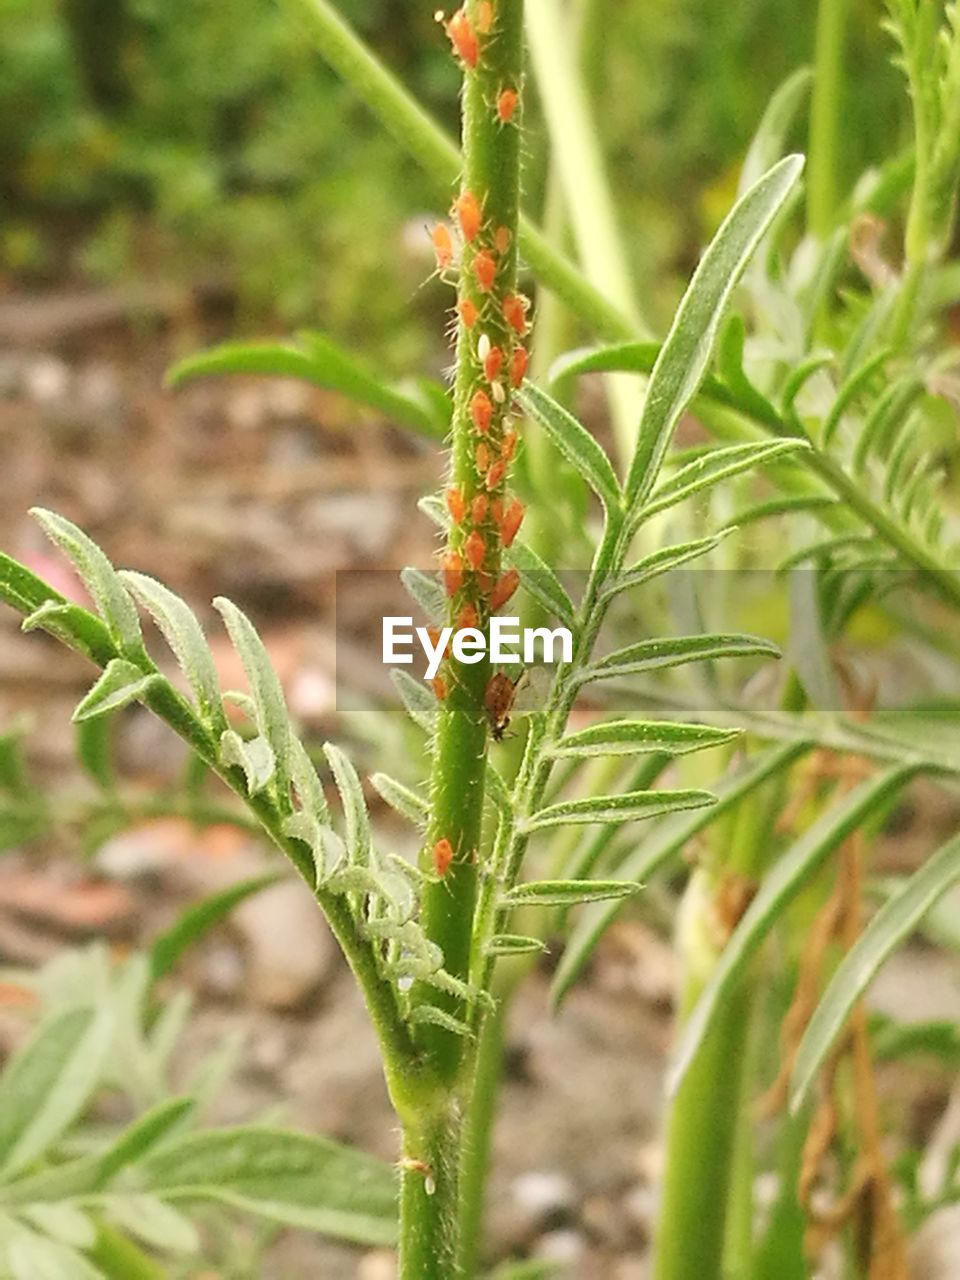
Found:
[497,86,519,124]
[500,429,517,462]
[433,837,454,877]
[458,298,479,329]
[426,625,450,661]
[457,602,479,630]
[485,459,507,490]
[475,441,491,472]
[475,0,495,34]
[509,345,528,388]
[443,551,464,596]
[446,484,466,524]
[500,498,524,548]
[465,529,486,571]
[445,8,479,68]
[471,493,489,523]
[483,344,504,383]
[490,568,520,611]
[454,190,482,243]
[502,291,528,334]
[431,675,447,701]
[471,388,493,434]
[431,223,453,271]
[494,225,511,255]
[473,249,497,292]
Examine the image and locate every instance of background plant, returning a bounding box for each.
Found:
[2,0,960,1278]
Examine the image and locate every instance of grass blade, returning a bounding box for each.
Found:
[789,831,960,1111]
[668,766,916,1095]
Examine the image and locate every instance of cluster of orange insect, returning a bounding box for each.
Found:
[430,2,529,880]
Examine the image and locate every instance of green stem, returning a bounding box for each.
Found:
[654,926,755,1280]
[400,1102,462,1280]
[457,996,508,1275]
[415,0,526,1081]
[807,0,848,238]
[280,0,633,342]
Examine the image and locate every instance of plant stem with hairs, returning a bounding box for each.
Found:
[402,3,527,1273]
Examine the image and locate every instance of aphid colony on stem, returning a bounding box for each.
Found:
[429,0,528,879]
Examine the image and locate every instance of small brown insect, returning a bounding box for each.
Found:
[484,669,526,741]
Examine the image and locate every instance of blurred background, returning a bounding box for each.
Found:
[0,2,950,1277]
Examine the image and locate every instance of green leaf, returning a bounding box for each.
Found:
[150,874,283,982]
[550,720,740,759]
[668,766,915,1094]
[598,532,729,603]
[517,383,622,516]
[821,347,892,445]
[625,155,804,509]
[400,567,445,622]
[370,773,430,828]
[0,723,28,795]
[219,729,276,795]
[31,510,147,664]
[0,1008,113,1180]
[522,788,714,834]
[75,717,114,791]
[18,1204,95,1249]
[391,668,437,732]
[871,1018,960,1065]
[409,1006,474,1038]
[95,1098,195,1185]
[7,1232,105,1280]
[578,633,781,685]
[72,660,160,723]
[213,598,291,795]
[716,316,782,425]
[282,813,345,884]
[103,1195,199,1255]
[505,541,577,628]
[502,880,641,907]
[484,935,548,956]
[417,494,450,530]
[15,595,115,668]
[789,831,960,1111]
[120,572,227,734]
[289,736,329,821]
[141,1127,397,1246]
[0,1100,195,1208]
[637,440,809,522]
[552,744,809,1007]
[167,333,444,440]
[787,568,838,709]
[739,67,812,194]
[548,340,661,384]
[323,743,371,867]
[727,494,835,527]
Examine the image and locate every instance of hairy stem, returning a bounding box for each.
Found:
[415,0,526,1079]
[400,1102,462,1280]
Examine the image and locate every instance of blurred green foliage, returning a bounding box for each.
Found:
[1,0,907,348]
